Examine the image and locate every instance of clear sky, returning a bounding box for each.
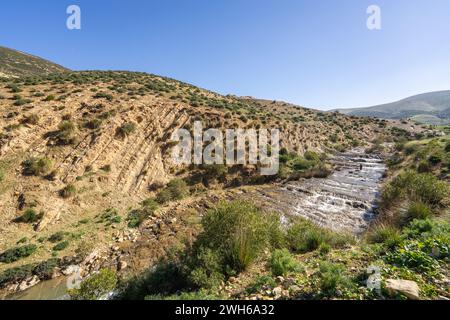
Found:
[1,0,450,110]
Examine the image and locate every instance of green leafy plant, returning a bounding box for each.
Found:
[269,249,302,276]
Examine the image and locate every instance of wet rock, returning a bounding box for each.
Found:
[18,276,40,291]
[61,265,81,276]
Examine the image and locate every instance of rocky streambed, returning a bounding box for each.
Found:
[256,149,387,234]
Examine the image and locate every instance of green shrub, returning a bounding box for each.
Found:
[15,208,43,223]
[0,264,34,286]
[127,204,156,228]
[48,231,65,243]
[33,258,60,279]
[366,224,402,249]
[0,244,37,263]
[156,179,189,204]
[44,95,55,101]
[286,219,354,253]
[195,200,278,273]
[318,262,353,296]
[304,151,320,163]
[386,243,439,273]
[93,92,113,102]
[428,153,443,165]
[60,184,76,198]
[245,275,276,294]
[53,241,69,251]
[142,198,158,210]
[382,171,448,208]
[99,208,122,225]
[22,157,52,176]
[202,164,228,182]
[269,249,302,277]
[188,247,224,289]
[69,269,117,300]
[83,119,102,130]
[319,243,331,255]
[292,158,314,172]
[417,160,431,173]
[286,219,326,253]
[120,256,188,299]
[406,202,432,221]
[115,122,136,138]
[55,121,76,145]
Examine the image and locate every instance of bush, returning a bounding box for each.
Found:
[381,171,448,208]
[245,276,276,294]
[22,157,52,176]
[0,264,34,286]
[53,241,69,251]
[120,256,188,299]
[93,92,113,102]
[406,202,432,221]
[286,219,323,253]
[83,119,102,130]
[195,200,278,273]
[44,95,55,101]
[188,247,224,289]
[318,262,353,296]
[15,208,43,223]
[269,249,302,277]
[286,218,354,253]
[48,231,65,243]
[156,179,189,204]
[0,244,37,263]
[366,224,402,249]
[60,184,76,198]
[116,122,136,138]
[304,151,320,163]
[55,121,76,145]
[127,204,156,228]
[386,243,439,273]
[417,160,431,173]
[69,269,117,300]
[33,258,60,279]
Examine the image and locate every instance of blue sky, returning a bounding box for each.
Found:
[1,0,450,110]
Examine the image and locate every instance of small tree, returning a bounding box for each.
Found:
[69,269,117,300]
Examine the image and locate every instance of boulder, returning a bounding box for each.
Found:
[385,279,420,300]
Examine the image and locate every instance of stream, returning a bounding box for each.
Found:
[257,148,386,233]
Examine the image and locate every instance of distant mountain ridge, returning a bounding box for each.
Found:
[0,46,68,78]
[334,90,450,125]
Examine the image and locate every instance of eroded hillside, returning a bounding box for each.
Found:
[0,71,410,283]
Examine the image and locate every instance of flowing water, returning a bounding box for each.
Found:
[257,148,386,233]
[3,276,69,300]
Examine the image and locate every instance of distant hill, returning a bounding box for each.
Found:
[334,90,450,125]
[0,46,68,78]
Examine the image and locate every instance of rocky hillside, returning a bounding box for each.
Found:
[334,90,450,125]
[0,46,68,78]
[0,71,400,269]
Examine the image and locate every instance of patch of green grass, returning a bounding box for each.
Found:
[268,249,302,277]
